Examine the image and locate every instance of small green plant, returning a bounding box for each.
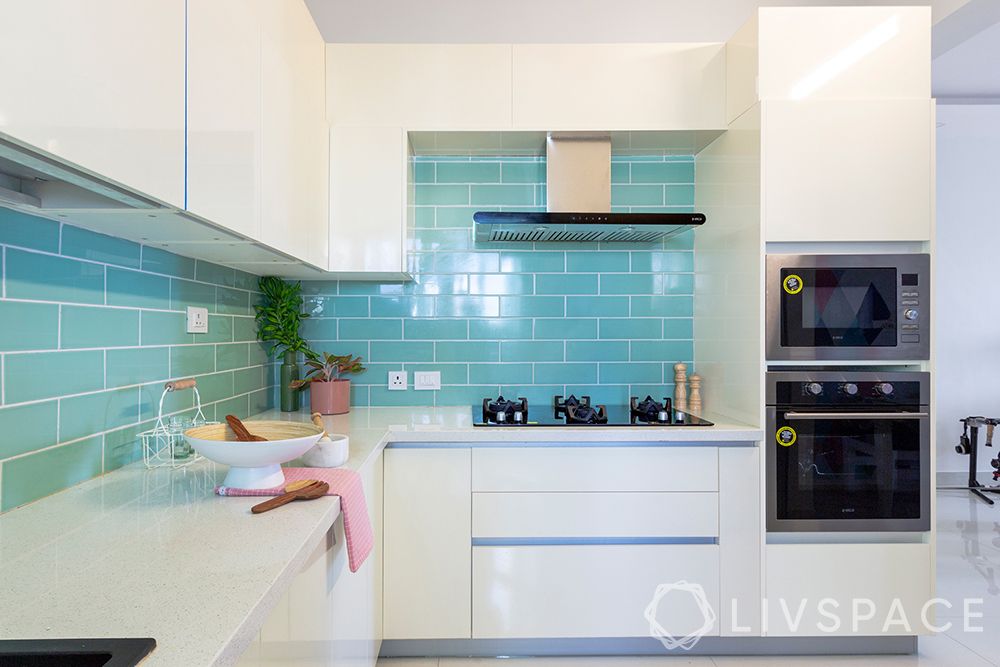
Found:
[290,353,366,389]
[254,276,313,359]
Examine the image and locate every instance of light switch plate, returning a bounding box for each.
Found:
[388,371,407,391]
[414,371,441,390]
[186,306,209,334]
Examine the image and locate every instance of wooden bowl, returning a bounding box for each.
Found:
[184,421,324,489]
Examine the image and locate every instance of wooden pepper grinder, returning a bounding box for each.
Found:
[673,363,688,412]
[689,374,702,415]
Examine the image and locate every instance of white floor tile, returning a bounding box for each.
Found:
[709,634,992,666]
[377,659,439,667]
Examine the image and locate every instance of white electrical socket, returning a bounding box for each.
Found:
[414,371,441,390]
[186,306,209,334]
[387,371,408,391]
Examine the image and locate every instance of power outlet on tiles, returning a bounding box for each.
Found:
[387,371,408,391]
[414,371,441,391]
[186,306,209,334]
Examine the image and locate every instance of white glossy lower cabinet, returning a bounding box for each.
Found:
[472,544,720,639]
[383,448,472,639]
[471,447,719,492]
[472,492,719,538]
[238,453,383,666]
[765,543,932,636]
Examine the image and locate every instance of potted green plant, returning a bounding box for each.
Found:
[254,276,313,412]
[290,353,365,415]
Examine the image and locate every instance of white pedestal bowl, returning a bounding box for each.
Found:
[184,421,324,489]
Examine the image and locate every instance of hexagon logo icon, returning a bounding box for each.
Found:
[644,580,717,651]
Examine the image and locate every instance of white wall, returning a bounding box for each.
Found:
[935,104,1000,473]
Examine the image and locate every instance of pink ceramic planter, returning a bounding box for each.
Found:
[309,379,351,415]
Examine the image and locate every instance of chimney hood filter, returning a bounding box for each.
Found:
[473,135,705,244]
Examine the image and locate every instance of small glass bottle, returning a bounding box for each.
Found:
[168,416,193,459]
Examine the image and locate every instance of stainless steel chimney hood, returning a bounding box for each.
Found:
[474,134,704,244]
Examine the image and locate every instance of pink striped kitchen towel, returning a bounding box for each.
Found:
[217,467,373,573]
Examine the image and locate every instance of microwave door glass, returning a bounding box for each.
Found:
[781,267,897,348]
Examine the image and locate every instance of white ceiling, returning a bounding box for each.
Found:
[305,0,964,44]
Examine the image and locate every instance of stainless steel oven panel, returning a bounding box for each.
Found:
[766,371,931,533]
[766,253,930,361]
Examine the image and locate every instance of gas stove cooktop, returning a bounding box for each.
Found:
[474,394,714,427]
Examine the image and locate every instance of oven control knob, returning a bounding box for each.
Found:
[804,382,823,396]
[875,382,895,397]
[904,308,919,321]
[840,383,859,396]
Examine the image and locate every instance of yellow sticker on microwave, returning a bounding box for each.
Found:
[776,426,797,447]
[783,274,804,295]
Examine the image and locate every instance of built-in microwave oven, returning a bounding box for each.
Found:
[766,254,930,362]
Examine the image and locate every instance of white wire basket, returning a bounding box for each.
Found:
[140,378,218,468]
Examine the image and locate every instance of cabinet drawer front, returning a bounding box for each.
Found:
[472,492,718,539]
[473,544,720,638]
[472,447,718,492]
[765,543,932,636]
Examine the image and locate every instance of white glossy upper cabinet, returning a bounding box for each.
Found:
[329,127,409,275]
[258,0,328,268]
[0,0,184,207]
[762,99,933,243]
[511,44,725,130]
[757,6,930,101]
[326,45,513,129]
[186,0,260,239]
[728,6,931,122]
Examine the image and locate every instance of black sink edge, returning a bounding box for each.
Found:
[0,638,156,667]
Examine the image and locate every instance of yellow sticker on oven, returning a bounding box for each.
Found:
[776,426,797,447]
[783,274,804,295]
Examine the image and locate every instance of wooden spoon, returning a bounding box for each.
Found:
[311,412,329,439]
[251,480,330,514]
[225,415,267,442]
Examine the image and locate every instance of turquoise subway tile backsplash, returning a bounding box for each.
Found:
[301,155,696,408]
[0,208,275,512]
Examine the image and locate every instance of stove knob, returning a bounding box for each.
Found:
[875,382,895,397]
[904,308,919,321]
[804,382,824,396]
[841,383,859,396]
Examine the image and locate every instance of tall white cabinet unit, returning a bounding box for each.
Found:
[0,0,185,208]
[696,6,936,641]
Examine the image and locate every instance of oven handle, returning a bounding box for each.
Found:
[783,411,929,420]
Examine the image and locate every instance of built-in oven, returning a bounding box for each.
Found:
[766,254,930,361]
[766,371,930,532]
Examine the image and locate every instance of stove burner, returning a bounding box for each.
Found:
[482,396,528,424]
[566,403,609,424]
[554,394,590,416]
[630,395,674,424]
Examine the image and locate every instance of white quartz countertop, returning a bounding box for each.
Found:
[0,406,761,666]
[261,405,764,446]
